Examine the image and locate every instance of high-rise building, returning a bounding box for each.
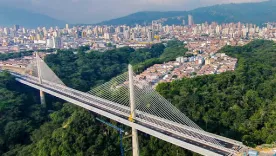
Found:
[14,25,19,31]
[116,26,124,33]
[10,30,15,37]
[22,28,26,34]
[148,29,153,42]
[66,24,69,30]
[216,25,221,34]
[46,36,62,49]
[104,33,111,40]
[43,29,48,37]
[130,31,136,40]
[124,30,130,40]
[53,31,58,37]
[109,27,115,33]
[188,15,194,26]
[76,31,82,38]
[82,31,87,38]
[36,34,42,40]
[46,38,54,48]
[4,28,9,35]
[53,36,62,49]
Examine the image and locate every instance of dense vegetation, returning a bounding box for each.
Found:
[99,0,276,26]
[0,71,134,156]
[1,40,275,155]
[45,43,166,91]
[0,51,33,61]
[157,40,276,147]
[0,71,47,155]
[0,49,56,61]
[44,41,186,92]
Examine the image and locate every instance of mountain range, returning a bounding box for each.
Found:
[0,0,276,28]
[0,7,65,28]
[98,0,276,26]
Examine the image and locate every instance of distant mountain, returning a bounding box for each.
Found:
[0,7,66,28]
[97,11,188,26]
[98,0,276,25]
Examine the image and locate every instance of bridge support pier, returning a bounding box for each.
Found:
[128,65,140,156]
[36,52,46,106]
[40,90,46,105]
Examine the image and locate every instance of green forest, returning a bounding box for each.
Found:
[0,49,56,61]
[0,71,47,155]
[157,40,276,147]
[0,51,33,61]
[44,40,185,91]
[0,40,275,155]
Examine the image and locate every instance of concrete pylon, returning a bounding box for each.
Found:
[128,64,140,156]
[36,52,46,105]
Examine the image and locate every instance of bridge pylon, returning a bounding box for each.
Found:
[128,64,140,156]
[36,52,46,105]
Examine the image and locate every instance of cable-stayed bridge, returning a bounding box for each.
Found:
[7,53,248,156]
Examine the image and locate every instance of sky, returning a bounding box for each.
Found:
[0,0,266,24]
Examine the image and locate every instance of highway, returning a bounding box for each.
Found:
[13,73,245,156]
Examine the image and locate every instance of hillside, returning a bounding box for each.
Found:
[98,0,276,25]
[0,7,66,28]
[157,40,276,147]
[1,41,276,155]
[97,11,187,26]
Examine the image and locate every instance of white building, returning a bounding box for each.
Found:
[188,15,194,26]
[46,38,54,48]
[53,37,62,49]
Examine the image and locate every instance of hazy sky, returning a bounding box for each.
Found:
[1,0,266,23]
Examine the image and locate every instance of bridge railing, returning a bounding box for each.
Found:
[18,72,244,147]
[15,74,244,155]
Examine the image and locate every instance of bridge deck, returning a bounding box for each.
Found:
[14,74,246,156]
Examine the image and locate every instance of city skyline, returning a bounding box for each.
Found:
[0,20,275,53]
[0,0,266,23]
